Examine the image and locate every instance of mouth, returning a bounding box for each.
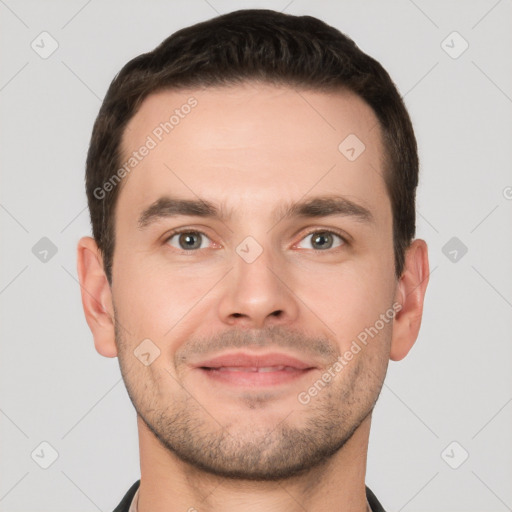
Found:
[194,352,317,387]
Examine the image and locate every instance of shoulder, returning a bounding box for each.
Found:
[112,480,140,512]
[366,486,386,512]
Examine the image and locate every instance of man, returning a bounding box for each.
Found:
[77,8,429,512]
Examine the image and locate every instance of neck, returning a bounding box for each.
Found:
[136,414,372,512]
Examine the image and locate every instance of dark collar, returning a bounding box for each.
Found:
[112,480,386,512]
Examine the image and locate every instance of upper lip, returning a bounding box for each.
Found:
[194,352,316,370]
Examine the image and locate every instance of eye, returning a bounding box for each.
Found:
[163,228,347,253]
[296,230,347,251]
[165,230,212,251]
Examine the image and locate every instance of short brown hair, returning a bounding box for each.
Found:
[86,9,419,285]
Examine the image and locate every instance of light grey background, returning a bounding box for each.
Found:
[1,0,511,510]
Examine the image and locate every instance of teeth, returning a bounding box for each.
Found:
[217,367,257,372]
[215,365,292,373]
[258,366,285,372]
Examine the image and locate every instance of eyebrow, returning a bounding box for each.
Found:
[137,194,374,230]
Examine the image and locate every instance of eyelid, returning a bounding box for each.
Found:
[162,225,350,253]
[296,224,350,240]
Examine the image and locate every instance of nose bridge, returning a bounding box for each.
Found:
[217,234,299,328]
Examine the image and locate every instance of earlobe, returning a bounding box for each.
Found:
[76,236,118,358]
[390,239,430,361]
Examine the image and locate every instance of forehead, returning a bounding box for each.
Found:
[116,83,389,231]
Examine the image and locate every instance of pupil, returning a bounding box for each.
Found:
[314,232,332,249]
[180,232,200,249]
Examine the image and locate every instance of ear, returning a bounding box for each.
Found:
[390,239,429,361]
[76,236,117,358]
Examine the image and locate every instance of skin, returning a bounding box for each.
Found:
[77,82,429,512]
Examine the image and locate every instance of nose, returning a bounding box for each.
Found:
[216,241,300,330]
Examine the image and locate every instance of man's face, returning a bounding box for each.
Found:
[111,83,397,480]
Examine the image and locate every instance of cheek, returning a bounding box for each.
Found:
[295,263,394,347]
[112,253,214,346]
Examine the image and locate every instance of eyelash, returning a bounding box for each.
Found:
[162,227,349,254]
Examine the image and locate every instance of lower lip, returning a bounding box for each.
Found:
[198,367,314,387]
